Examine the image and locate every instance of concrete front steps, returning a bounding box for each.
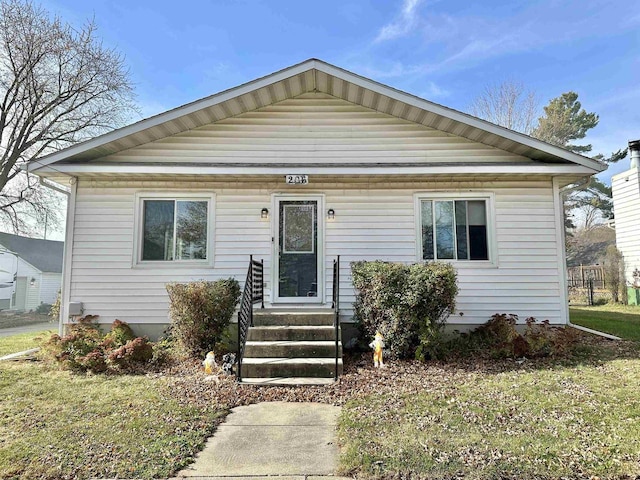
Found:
[240,309,343,384]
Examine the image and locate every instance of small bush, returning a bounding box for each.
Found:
[351,260,458,359]
[49,291,61,321]
[103,319,135,348]
[35,303,52,315]
[166,279,241,358]
[431,314,579,360]
[107,337,153,371]
[41,316,154,373]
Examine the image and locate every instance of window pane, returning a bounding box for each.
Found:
[142,200,174,261]
[468,200,488,260]
[421,201,434,260]
[455,201,468,260]
[435,201,455,259]
[176,201,208,260]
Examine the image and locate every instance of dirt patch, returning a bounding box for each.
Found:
[0,312,52,329]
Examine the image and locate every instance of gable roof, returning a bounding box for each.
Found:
[0,232,64,273]
[28,58,605,173]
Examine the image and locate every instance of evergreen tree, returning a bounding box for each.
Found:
[531,91,599,154]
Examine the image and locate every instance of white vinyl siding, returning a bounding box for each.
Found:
[98,93,533,167]
[612,168,640,284]
[67,178,563,327]
[40,273,62,305]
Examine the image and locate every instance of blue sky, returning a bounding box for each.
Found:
[41,0,638,183]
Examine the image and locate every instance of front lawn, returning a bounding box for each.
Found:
[0,330,52,357]
[570,304,640,341]
[0,353,226,479]
[2,327,640,479]
[337,352,640,479]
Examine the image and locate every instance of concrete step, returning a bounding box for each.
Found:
[239,377,336,386]
[253,310,335,326]
[244,340,342,358]
[247,325,336,342]
[241,357,343,378]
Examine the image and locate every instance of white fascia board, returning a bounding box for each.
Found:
[28,60,321,172]
[38,164,597,175]
[314,61,606,173]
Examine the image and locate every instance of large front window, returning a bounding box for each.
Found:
[141,198,210,262]
[420,198,489,261]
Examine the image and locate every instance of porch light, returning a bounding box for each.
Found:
[261,208,269,219]
[327,208,335,220]
[30,277,36,286]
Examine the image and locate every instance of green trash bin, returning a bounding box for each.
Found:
[628,287,640,306]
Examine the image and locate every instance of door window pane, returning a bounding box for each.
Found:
[142,200,175,261]
[283,204,315,253]
[176,201,208,260]
[435,201,455,259]
[421,201,434,260]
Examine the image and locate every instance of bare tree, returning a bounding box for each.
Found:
[469,80,538,134]
[0,0,135,232]
[0,172,63,236]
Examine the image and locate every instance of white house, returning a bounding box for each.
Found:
[29,59,605,340]
[0,232,63,311]
[612,140,640,302]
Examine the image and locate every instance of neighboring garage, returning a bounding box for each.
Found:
[0,232,63,311]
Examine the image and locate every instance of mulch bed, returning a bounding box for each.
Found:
[158,331,639,412]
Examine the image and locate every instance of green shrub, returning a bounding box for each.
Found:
[35,303,52,315]
[351,260,458,359]
[166,279,241,358]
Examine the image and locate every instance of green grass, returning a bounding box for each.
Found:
[0,361,226,479]
[0,330,52,357]
[338,354,640,479]
[570,304,640,341]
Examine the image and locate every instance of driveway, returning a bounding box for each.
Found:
[0,322,55,337]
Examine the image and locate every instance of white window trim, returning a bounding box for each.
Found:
[414,192,498,268]
[133,192,215,268]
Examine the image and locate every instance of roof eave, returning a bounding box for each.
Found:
[27,58,606,174]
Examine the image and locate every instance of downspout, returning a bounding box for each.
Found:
[556,176,621,339]
[38,176,77,336]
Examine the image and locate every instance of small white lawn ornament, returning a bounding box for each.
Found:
[203,351,217,374]
[369,332,385,368]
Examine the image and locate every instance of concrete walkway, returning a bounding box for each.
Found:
[174,401,349,479]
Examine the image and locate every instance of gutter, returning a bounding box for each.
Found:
[38,177,70,196]
[38,176,77,336]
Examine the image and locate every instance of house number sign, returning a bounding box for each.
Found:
[285,174,309,184]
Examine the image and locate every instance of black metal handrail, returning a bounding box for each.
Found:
[237,255,264,381]
[332,255,340,380]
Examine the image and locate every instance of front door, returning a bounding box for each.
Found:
[274,196,323,303]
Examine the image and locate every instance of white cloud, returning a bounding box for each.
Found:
[375,0,423,43]
[420,81,451,99]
